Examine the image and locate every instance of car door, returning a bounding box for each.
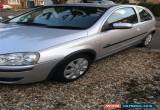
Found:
[99,7,142,57]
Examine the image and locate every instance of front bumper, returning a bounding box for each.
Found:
[0,61,56,84]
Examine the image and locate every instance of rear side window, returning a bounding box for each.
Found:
[137,7,152,22]
[107,7,138,24]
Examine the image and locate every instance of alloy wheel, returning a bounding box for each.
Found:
[144,34,152,46]
[64,58,89,80]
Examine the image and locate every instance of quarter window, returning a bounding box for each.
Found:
[107,7,138,24]
[137,7,152,22]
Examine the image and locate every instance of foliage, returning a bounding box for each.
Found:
[51,0,67,4]
[139,3,160,17]
[114,0,129,4]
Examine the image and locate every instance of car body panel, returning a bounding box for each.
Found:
[0,23,87,54]
[0,61,57,84]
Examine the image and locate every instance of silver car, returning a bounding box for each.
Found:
[0,3,156,84]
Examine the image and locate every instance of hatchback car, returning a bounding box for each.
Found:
[0,3,156,84]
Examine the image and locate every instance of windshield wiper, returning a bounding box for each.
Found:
[16,22,85,30]
[16,22,46,26]
[46,25,85,30]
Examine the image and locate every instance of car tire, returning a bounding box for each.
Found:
[51,54,92,82]
[139,34,153,47]
[144,34,153,47]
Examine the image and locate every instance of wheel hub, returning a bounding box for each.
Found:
[64,58,89,80]
[144,34,152,46]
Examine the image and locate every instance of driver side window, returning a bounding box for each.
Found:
[102,7,138,31]
[108,7,138,24]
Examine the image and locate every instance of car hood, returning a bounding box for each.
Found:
[0,23,87,54]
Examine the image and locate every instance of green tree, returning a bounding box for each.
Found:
[51,0,67,4]
[114,0,129,3]
[139,0,147,3]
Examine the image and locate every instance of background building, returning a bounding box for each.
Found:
[0,0,43,9]
[0,0,160,9]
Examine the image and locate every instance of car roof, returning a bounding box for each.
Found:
[43,3,117,9]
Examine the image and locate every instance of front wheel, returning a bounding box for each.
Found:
[52,54,92,82]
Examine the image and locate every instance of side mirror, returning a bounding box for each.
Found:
[101,22,133,32]
[101,23,110,32]
[112,23,133,29]
[8,15,14,19]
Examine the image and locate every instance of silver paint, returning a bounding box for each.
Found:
[0,4,156,84]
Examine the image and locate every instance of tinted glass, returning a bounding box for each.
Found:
[107,7,138,24]
[9,6,107,29]
[137,7,152,22]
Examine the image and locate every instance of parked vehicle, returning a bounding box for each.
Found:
[0,3,3,9]
[0,4,12,10]
[3,5,12,9]
[0,3,156,84]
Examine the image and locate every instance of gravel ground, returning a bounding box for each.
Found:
[0,48,159,110]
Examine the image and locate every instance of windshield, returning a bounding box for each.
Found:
[9,6,107,29]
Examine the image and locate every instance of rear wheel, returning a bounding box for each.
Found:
[144,34,153,47]
[52,54,92,82]
[138,34,153,47]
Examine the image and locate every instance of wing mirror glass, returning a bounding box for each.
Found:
[112,23,133,29]
[102,22,133,32]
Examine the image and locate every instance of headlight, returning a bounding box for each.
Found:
[0,52,40,66]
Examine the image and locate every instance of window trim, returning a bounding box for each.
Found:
[101,7,138,32]
[107,7,138,24]
[136,7,153,23]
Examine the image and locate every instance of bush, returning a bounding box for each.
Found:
[139,3,160,17]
